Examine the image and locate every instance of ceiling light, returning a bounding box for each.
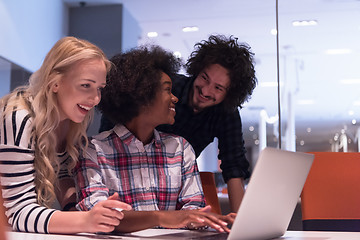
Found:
[352,119,357,125]
[325,49,352,55]
[300,140,305,146]
[182,26,199,32]
[306,128,311,133]
[147,32,158,38]
[173,51,182,58]
[249,126,254,132]
[292,20,318,27]
[270,29,277,35]
[340,79,360,84]
[349,110,355,115]
[297,100,314,105]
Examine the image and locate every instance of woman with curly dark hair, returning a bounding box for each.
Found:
[157,34,258,213]
[76,45,235,233]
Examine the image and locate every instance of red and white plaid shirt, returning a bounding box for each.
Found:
[75,124,205,211]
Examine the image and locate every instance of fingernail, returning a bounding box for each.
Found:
[113,208,123,212]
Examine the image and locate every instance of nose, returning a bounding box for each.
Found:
[201,84,213,98]
[92,88,101,105]
[172,94,178,104]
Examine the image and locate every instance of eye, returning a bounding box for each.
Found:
[81,83,91,88]
[215,86,224,92]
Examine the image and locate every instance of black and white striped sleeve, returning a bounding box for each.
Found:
[0,109,57,233]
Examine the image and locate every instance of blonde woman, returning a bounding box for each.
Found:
[0,36,131,234]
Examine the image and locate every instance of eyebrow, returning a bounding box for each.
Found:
[162,81,172,86]
[84,79,106,86]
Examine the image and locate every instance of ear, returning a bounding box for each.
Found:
[52,83,59,93]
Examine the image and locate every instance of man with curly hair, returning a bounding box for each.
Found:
[157,35,257,213]
[76,45,235,233]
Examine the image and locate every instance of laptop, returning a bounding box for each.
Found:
[120,147,314,240]
[227,147,314,240]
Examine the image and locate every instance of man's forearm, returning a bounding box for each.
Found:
[227,178,245,212]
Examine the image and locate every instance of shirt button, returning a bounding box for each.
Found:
[146,187,150,191]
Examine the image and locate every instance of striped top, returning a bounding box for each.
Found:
[0,108,69,233]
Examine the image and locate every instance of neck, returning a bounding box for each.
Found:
[55,119,70,152]
[125,115,155,145]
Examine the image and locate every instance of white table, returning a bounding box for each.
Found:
[6,229,360,240]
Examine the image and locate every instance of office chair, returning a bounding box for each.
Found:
[301,152,360,231]
[199,172,222,214]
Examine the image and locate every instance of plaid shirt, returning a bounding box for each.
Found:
[157,74,250,182]
[75,124,205,211]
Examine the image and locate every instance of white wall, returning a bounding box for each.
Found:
[0,0,67,72]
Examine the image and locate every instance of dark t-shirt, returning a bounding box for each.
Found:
[157,75,250,182]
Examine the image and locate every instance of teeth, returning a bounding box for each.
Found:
[169,108,175,112]
[78,104,91,111]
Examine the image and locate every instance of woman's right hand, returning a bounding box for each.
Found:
[84,192,132,233]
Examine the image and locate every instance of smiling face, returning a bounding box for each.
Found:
[190,63,230,113]
[146,72,178,126]
[53,58,107,123]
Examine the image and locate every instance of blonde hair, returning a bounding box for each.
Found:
[0,36,111,207]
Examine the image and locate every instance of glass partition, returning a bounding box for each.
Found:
[0,56,31,98]
[277,1,360,153]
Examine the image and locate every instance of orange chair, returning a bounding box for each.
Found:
[301,152,360,231]
[199,172,222,214]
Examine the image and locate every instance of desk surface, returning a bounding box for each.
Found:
[6,229,360,240]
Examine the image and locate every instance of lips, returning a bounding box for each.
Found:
[169,107,176,115]
[78,104,92,111]
[77,104,92,115]
[196,87,210,103]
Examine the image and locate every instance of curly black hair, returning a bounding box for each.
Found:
[98,45,182,125]
[186,34,257,112]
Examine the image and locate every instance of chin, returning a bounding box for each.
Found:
[72,117,86,124]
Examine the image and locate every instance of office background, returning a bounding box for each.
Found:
[1,0,360,171]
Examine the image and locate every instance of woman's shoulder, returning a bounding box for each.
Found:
[2,107,33,126]
[157,130,190,147]
[1,107,34,147]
